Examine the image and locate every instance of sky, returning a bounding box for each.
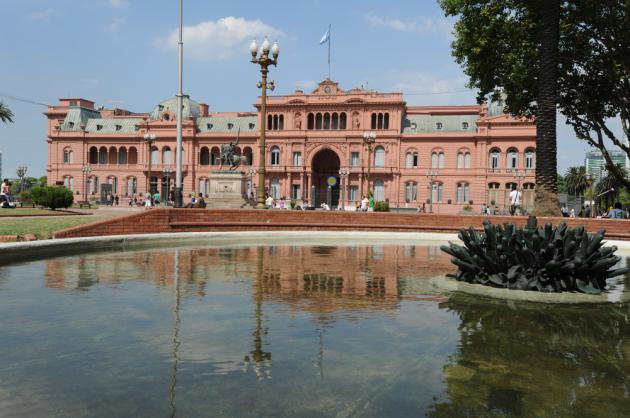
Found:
[0,0,593,178]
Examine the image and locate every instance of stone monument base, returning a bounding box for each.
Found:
[206,171,250,209]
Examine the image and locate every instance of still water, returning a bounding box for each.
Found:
[0,243,629,417]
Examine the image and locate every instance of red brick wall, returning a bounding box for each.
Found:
[54,209,630,240]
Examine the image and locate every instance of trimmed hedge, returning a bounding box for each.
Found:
[31,186,74,210]
[374,201,390,212]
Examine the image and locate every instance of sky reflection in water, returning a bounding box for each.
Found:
[0,244,628,417]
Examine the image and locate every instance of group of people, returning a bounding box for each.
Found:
[562,202,629,219]
[264,195,309,210]
[356,195,375,212]
[0,179,15,208]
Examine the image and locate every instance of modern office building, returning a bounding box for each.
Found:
[584,149,628,182]
[45,79,536,213]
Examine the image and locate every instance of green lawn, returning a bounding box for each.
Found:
[0,215,108,239]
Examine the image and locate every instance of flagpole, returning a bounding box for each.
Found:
[327,24,331,80]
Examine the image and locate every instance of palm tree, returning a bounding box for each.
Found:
[596,165,629,212]
[0,102,14,123]
[534,0,561,214]
[565,166,589,201]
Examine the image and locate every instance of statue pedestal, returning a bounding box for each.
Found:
[206,171,250,209]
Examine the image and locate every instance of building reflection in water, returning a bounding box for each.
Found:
[429,293,630,418]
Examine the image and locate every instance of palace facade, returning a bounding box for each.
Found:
[45,79,536,213]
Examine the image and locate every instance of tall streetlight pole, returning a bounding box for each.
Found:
[426,169,439,214]
[362,132,376,197]
[163,165,173,206]
[144,133,156,194]
[250,37,279,209]
[174,0,185,208]
[82,165,92,203]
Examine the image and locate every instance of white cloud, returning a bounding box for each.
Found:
[364,12,452,37]
[30,8,57,20]
[104,17,125,33]
[155,16,283,62]
[109,0,128,8]
[383,70,476,105]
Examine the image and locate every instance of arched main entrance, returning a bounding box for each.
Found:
[311,148,340,207]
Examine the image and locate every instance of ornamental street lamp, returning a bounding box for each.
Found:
[82,165,92,203]
[144,133,156,195]
[362,132,376,197]
[163,165,173,206]
[247,167,258,202]
[16,166,27,193]
[250,36,279,209]
[338,168,350,210]
[426,169,439,214]
[586,172,594,217]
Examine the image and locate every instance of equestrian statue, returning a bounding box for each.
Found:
[219,128,248,170]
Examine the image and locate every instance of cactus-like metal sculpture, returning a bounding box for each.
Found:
[440,216,629,294]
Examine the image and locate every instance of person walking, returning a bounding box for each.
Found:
[360,195,368,212]
[153,191,161,207]
[144,191,152,209]
[608,202,625,219]
[509,186,521,216]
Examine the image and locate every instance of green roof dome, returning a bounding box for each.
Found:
[150,95,201,120]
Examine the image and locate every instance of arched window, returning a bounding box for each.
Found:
[63,148,73,164]
[331,113,339,130]
[274,114,279,130]
[464,152,471,168]
[323,113,331,130]
[107,176,118,194]
[126,177,137,196]
[128,147,138,165]
[307,113,314,129]
[377,113,383,129]
[200,147,210,165]
[373,179,385,201]
[507,148,518,169]
[340,113,347,129]
[267,114,272,130]
[118,147,127,165]
[108,146,117,165]
[198,178,209,197]
[99,147,108,165]
[89,147,98,164]
[405,182,417,202]
[456,182,470,203]
[151,146,159,165]
[279,114,284,130]
[162,146,172,165]
[489,149,500,170]
[270,177,280,199]
[371,113,377,129]
[63,176,74,191]
[384,113,390,129]
[270,146,280,166]
[406,151,418,168]
[374,146,385,167]
[438,152,445,168]
[431,152,439,168]
[315,113,323,130]
[525,149,535,169]
[211,147,220,165]
[457,152,465,169]
[488,182,500,206]
[432,182,444,203]
[243,147,253,165]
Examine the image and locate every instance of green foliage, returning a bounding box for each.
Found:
[0,102,13,123]
[463,204,473,212]
[38,176,47,187]
[31,186,74,210]
[441,217,629,294]
[19,190,32,201]
[565,166,590,197]
[290,199,297,209]
[557,174,567,194]
[373,201,390,212]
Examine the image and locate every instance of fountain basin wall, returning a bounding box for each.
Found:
[53,209,630,240]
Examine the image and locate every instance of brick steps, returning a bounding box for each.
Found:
[54,208,630,240]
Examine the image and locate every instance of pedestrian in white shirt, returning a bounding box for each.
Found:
[509,186,522,216]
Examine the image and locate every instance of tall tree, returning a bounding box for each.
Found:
[441,0,561,214]
[565,166,589,199]
[0,102,13,123]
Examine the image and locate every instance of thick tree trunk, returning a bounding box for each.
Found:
[533,0,561,216]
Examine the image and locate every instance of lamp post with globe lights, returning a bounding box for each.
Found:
[362,132,376,197]
[338,168,350,210]
[163,165,173,206]
[250,36,279,209]
[144,133,156,195]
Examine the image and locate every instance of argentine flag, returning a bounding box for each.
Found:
[319,26,330,44]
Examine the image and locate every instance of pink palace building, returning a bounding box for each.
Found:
[45,79,536,214]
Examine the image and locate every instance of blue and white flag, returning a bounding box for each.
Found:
[319,27,330,44]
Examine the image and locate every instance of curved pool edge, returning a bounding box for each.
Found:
[421,275,629,304]
[0,231,461,265]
